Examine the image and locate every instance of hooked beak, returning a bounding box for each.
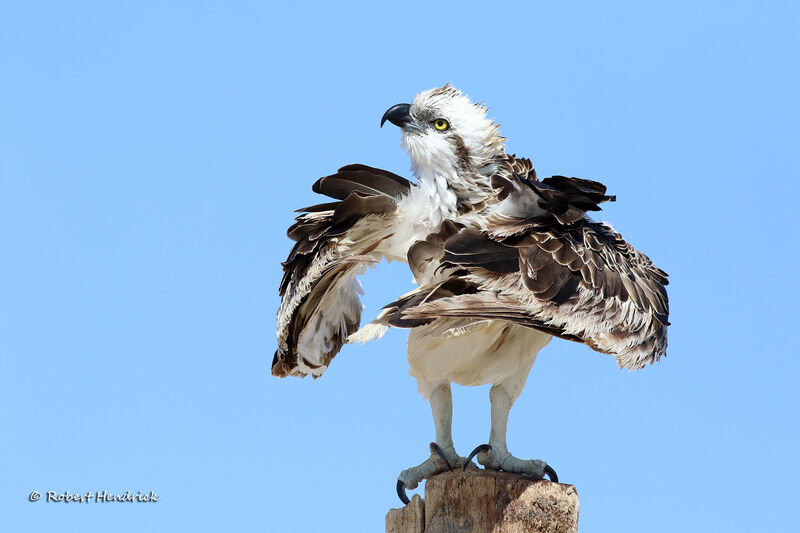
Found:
[380,103,411,128]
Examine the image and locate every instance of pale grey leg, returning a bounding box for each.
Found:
[465,383,558,482]
[396,383,470,504]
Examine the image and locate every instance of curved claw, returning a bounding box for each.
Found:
[544,465,559,483]
[396,480,410,505]
[429,442,453,470]
[463,444,492,471]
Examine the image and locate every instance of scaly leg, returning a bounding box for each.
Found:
[464,383,558,482]
[396,383,470,504]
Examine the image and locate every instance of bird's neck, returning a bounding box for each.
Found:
[413,153,505,218]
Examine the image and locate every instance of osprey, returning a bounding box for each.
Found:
[273,85,669,504]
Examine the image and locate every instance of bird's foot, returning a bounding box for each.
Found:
[463,444,558,482]
[396,443,474,505]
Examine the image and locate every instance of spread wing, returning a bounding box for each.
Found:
[273,165,413,378]
[378,159,669,370]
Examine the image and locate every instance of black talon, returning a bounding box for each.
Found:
[429,442,453,470]
[463,444,492,471]
[544,465,559,483]
[396,480,410,505]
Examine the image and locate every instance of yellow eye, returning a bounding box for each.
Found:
[433,118,449,131]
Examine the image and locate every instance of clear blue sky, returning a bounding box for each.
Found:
[2,1,798,531]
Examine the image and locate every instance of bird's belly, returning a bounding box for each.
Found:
[407,320,552,388]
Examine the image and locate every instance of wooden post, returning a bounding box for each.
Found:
[386,470,579,533]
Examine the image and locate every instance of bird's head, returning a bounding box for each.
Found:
[381,84,505,180]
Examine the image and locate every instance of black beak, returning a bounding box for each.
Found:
[380,103,411,128]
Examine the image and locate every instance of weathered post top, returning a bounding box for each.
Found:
[386,470,579,533]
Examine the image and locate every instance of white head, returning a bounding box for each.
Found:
[381,85,506,183]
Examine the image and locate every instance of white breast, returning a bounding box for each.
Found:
[382,179,458,265]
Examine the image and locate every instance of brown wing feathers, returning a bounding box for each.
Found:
[441,228,520,274]
[276,154,669,373]
[492,155,616,225]
[311,164,412,200]
[280,166,411,296]
[492,157,666,324]
[385,157,669,369]
[273,165,412,378]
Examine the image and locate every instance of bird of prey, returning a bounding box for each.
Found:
[273,85,669,504]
